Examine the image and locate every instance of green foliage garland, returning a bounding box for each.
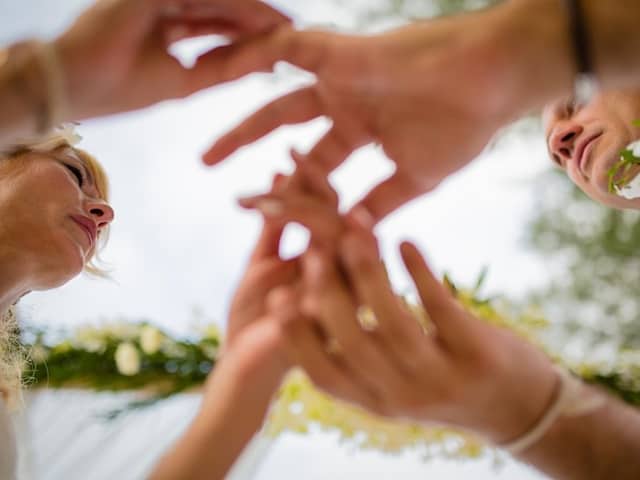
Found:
[20,282,640,457]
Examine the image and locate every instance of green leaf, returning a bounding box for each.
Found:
[473,266,489,293]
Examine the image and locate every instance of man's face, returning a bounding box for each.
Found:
[543,89,640,209]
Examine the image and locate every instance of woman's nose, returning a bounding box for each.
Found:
[86,199,115,229]
[549,122,584,165]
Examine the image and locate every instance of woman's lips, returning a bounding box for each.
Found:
[70,215,96,250]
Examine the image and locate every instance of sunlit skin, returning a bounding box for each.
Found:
[0,146,113,302]
[543,89,640,210]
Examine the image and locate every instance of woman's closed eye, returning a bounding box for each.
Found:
[65,163,84,187]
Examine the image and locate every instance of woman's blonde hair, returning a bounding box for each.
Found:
[0,124,111,408]
[0,306,24,411]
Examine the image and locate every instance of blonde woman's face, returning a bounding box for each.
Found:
[543,90,640,209]
[0,146,114,289]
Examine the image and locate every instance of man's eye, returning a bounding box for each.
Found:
[65,164,84,186]
[565,99,575,116]
[565,98,584,117]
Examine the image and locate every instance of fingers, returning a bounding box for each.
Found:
[399,241,468,344]
[266,285,301,325]
[280,319,381,412]
[201,27,339,165]
[353,173,436,224]
[339,231,426,373]
[229,257,298,328]
[203,87,323,164]
[162,19,244,44]
[161,0,292,34]
[290,150,339,208]
[199,0,292,32]
[301,249,407,395]
[303,124,363,173]
[250,219,286,261]
[180,31,283,94]
[248,174,290,261]
[265,285,382,412]
[249,257,299,294]
[238,192,344,249]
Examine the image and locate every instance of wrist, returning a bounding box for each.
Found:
[489,0,574,116]
[52,36,92,121]
[198,325,290,426]
[0,41,67,141]
[480,360,559,445]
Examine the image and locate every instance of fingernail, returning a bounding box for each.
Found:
[350,206,374,230]
[256,199,284,217]
[237,195,257,207]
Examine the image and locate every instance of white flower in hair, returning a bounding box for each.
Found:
[0,123,81,157]
[617,174,640,200]
[615,139,640,200]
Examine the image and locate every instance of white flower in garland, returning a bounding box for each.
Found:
[114,342,141,376]
[73,325,106,353]
[139,325,164,355]
[104,320,141,341]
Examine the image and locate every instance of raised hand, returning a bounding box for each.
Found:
[203,1,565,222]
[54,0,291,120]
[226,175,296,347]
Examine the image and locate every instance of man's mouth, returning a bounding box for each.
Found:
[574,132,603,178]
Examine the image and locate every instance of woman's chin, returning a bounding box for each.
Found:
[35,243,86,290]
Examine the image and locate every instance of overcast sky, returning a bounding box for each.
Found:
[2,0,551,478]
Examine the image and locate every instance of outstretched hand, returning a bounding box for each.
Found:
[204,5,532,222]
[54,0,291,120]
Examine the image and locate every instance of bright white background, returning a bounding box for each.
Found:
[2,0,551,478]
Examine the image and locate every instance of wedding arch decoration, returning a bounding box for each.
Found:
[19,275,640,461]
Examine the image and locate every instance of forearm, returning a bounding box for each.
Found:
[582,0,640,91]
[517,386,640,479]
[149,351,287,480]
[0,42,48,146]
[492,0,640,117]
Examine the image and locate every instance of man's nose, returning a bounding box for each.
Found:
[549,123,584,165]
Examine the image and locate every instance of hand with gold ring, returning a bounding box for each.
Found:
[243,157,561,448]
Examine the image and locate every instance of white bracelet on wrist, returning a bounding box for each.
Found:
[499,365,606,455]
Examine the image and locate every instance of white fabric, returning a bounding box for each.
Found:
[13,390,275,480]
[0,397,17,480]
[15,390,270,480]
